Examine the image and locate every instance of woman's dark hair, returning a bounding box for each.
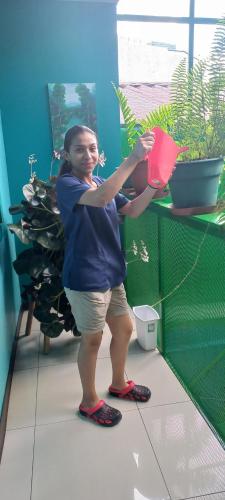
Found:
[58,125,97,176]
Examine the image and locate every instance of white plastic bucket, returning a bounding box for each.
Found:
[133,305,160,351]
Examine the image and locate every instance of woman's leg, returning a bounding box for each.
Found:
[106,314,133,389]
[78,331,103,407]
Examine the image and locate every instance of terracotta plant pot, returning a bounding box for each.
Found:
[130,160,147,195]
[129,160,168,198]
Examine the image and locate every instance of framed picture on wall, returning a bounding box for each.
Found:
[48,83,97,152]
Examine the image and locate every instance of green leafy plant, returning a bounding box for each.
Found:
[167,20,225,161]
[115,18,225,163]
[8,155,80,339]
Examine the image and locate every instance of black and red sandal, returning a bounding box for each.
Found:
[108,380,151,402]
[79,399,122,427]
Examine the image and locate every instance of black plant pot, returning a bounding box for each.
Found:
[169,157,224,211]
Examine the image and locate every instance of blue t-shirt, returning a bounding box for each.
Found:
[56,174,129,291]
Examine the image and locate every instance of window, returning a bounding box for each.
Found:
[117,0,190,17]
[117,21,188,83]
[117,1,224,121]
[194,25,218,59]
[195,0,225,18]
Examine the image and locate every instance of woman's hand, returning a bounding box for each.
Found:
[77,130,155,207]
[131,130,155,163]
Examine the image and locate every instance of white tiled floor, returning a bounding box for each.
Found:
[1,311,225,500]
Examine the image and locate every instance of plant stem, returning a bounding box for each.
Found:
[126,258,141,264]
[51,290,64,301]
[31,223,59,231]
[150,224,210,308]
[57,294,61,318]
[40,202,54,214]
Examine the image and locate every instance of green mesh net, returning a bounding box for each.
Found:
[124,207,225,446]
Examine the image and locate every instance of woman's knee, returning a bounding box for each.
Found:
[124,323,133,339]
[81,331,103,350]
[121,320,133,338]
[108,314,133,340]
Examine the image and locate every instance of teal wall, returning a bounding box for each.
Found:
[0,0,121,210]
[0,0,121,414]
[0,113,21,415]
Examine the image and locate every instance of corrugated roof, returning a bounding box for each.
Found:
[118,82,170,123]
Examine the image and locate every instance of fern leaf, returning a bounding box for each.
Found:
[139,104,173,134]
[112,83,139,150]
[207,18,225,155]
[170,58,189,141]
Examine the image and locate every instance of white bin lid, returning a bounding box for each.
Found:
[133,305,160,322]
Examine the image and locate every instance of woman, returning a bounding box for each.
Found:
[56,125,157,427]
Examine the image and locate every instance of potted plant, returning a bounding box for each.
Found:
[165,42,225,214]
[8,154,80,340]
[115,18,225,214]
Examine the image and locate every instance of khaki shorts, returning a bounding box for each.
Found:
[64,283,130,334]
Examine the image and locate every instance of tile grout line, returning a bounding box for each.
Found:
[19,330,41,337]
[137,404,172,500]
[179,489,225,500]
[13,366,39,373]
[137,401,225,500]
[7,425,35,432]
[124,369,139,413]
[29,332,41,500]
[124,367,189,411]
[138,399,191,410]
[6,407,140,431]
[7,407,140,431]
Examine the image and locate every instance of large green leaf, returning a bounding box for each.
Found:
[13,250,60,279]
[8,223,31,244]
[29,255,53,279]
[13,257,31,275]
[13,254,48,278]
[35,187,47,199]
[52,291,70,315]
[72,325,81,337]
[22,183,35,201]
[42,264,59,277]
[9,204,25,215]
[33,305,52,323]
[17,248,37,260]
[40,317,64,338]
[38,279,63,303]
[36,233,62,250]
